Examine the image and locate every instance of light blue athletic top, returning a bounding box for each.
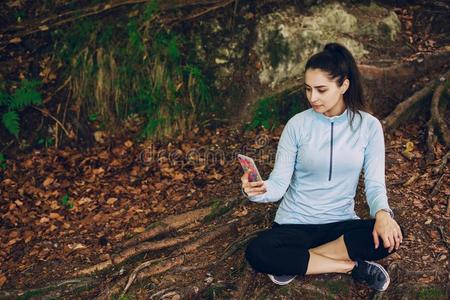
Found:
[247,108,391,225]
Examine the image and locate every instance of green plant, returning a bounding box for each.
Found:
[60,193,73,209]
[37,137,54,148]
[418,287,447,300]
[51,0,214,140]
[0,79,42,138]
[0,153,6,170]
[248,96,280,130]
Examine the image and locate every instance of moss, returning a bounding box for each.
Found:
[265,28,290,69]
[379,11,401,41]
[417,287,448,300]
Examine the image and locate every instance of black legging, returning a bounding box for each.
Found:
[245,219,403,276]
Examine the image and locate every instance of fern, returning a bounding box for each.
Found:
[0,90,11,107]
[2,111,20,138]
[9,79,42,110]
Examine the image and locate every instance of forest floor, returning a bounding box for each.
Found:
[0,112,449,299]
[0,1,449,300]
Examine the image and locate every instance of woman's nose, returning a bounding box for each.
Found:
[310,90,319,103]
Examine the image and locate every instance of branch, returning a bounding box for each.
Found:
[1,0,232,46]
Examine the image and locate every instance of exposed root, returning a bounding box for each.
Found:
[111,223,238,297]
[124,207,212,247]
[430,173,445,196]
[0,278,96,299]
[430,82,450,147]
[75,232,198,276]
[426,80,449,163]
[236,264,256,300]
[382,81,434,132]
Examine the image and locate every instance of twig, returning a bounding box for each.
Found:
[31,105,72,138]
[430,173,445,196]
[164,0,235,24]
[437,226,450,251]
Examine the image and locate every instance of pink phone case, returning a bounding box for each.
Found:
[238,154,262,182]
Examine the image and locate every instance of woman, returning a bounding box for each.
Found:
[241,43,403,292]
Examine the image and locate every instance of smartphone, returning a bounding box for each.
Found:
[237,154,263,182]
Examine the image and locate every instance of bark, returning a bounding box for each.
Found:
[123,206,212,247]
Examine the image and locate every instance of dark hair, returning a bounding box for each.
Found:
[304,43,365,127]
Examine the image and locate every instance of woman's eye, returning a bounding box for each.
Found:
[318,90,327,93]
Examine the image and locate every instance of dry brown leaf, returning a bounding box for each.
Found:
[14,200,23,206]
[49,213,64,221]
[124,140,133,148]
[106,198,117,205]
[40,217,49,223]
[92,167,105,175]
[42,177,54,187]
[0,274,6,288]
[24,231,33,243]
[133,227,145,233]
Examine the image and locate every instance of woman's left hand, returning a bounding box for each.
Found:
[373,210,403,253]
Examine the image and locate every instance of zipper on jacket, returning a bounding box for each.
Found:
[328,122,334,181]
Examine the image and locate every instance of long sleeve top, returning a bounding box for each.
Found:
[247,108,391,225]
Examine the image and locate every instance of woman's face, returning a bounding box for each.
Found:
[304,68,349,117]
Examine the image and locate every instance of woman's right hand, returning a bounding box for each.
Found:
[241,172,267,196]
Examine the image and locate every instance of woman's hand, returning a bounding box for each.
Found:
[241,171,267,197]
[373,210,403,253]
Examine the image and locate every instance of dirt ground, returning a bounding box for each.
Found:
[0,111,449,299]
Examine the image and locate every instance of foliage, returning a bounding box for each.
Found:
[265,28,290,69]
[0,79,42,138]
[60,193,73,209]
[249,91,305,131]
[51,0,215,140]
[418,287,447,300]
[0,153,6,170]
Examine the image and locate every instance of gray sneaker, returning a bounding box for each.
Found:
[267,274,297,285]
[351,260,390,291]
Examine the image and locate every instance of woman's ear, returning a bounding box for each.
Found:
[341,78,350,94]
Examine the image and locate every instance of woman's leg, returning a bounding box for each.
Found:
[245,226,313,276]
[305,251,355,275]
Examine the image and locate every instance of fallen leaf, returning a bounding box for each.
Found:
[14,200,23,206]
[39,25,49,31]
[0,274,6,288]
[49,212,64,221]
[69,243,86,250]
[9,36,22,44]
[133,227,145,233]
[42,177,54,187]
[124,140,133,148]
[40,217,49,223]
[106,198,117,205]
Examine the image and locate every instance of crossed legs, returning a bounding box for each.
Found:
[306,235,355,275]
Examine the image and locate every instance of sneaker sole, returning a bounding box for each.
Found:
[267,274,296,285]
[364,261,390,291]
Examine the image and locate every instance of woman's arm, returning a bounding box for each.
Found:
[242,118,298,203]
[364,118,402,251]
[363,119,391,217]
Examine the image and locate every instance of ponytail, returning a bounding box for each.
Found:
[305,43,365,127]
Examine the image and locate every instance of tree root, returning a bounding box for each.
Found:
[426,79,449,163]
[382,81,434,132]
[0,278,96,299]
[74,232,198,276]
[103,222,239,297]
[124,207,212,247]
